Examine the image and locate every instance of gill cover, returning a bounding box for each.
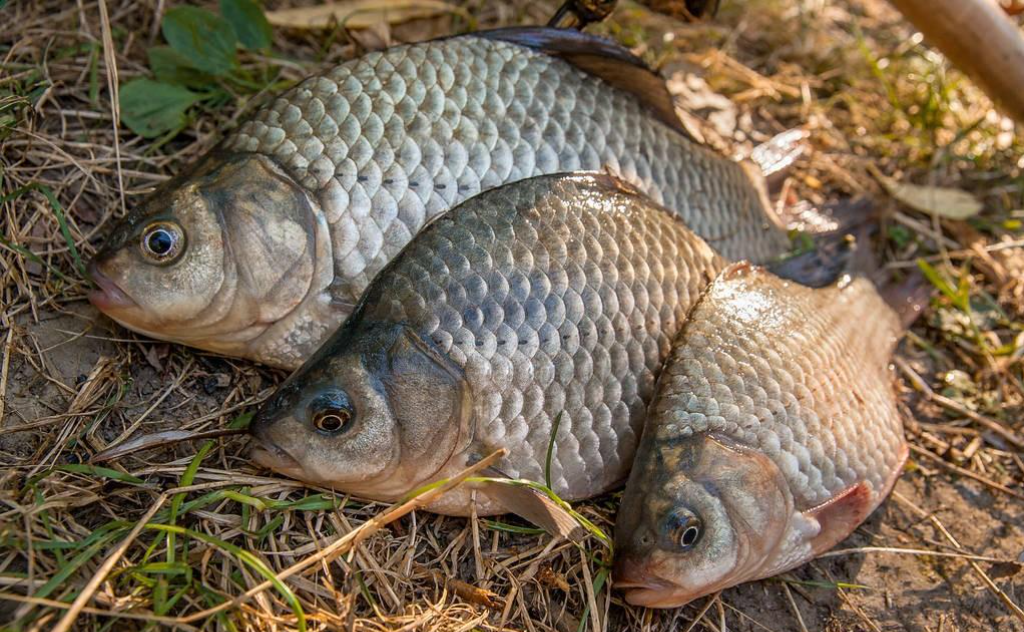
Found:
[614,432,791,608]
[251,323,474,497]
[88,153,321,360]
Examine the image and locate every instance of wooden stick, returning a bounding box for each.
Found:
[888,0,1024,122]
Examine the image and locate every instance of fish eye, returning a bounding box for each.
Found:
[312,408,350,434]
[669,513,703,551]
[308,392,354,435]
[140,222,185,264]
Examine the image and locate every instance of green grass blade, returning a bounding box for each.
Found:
[56,463,144,484]
[545,411,562,490]
[145,524,306,631]
[1,183,87,279]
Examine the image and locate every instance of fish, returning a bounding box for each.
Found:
[613,262,908,608]
[250,172,742,521]
[87,26,789,370]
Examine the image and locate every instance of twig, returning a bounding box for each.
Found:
[909,444,1024,500]
[780,581,809,632]
[889,0,1024,122]
[96,0,126,218]
[172,448,507,624]
[896,357,1024,449]
[0,327,13,425]
[819,546,1016,564]
[579,549,602,632]
[683,592,721,632]
[893,491,1024,623]
[0,593,197,630]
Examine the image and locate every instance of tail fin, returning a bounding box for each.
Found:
[768,197,884,289]
[880,273,932,329]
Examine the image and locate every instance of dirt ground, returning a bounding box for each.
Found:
[2,0,1024,631]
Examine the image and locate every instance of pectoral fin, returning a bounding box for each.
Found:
[805,482,873,554]
[477,472,584,542]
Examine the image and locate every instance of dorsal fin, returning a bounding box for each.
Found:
[471,27,696,142]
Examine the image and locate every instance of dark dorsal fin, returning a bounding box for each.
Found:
[472,27,696,142]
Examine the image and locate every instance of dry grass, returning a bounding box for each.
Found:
[1,0,1023,630]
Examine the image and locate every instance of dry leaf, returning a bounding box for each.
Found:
[537,565,571,592]
[91,428,247,462]
[449,578,502,609]
[266,0,466,30]
[871,166,983,220]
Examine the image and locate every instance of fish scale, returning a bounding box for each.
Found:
[225,33,784,309]
[647,271,904,506]
[419,181,707,491]
[250,174,730,508]
[90,28,790,370]
[613,262,908,608]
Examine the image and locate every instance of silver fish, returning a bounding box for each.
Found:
[614,263,908,608]
[88,27,787,369]
[250,172,737,519]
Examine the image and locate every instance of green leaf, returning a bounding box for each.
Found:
[56,463,144,484]
[220,0,272,50]
[130,561,194,578]
[119,79,200,138]
[162,6,238,76]
[147,46,216,88]
[482,519,546,535]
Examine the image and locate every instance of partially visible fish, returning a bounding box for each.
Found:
[250,172,734,519]
[614,263,907,608]
[88,27,788,370]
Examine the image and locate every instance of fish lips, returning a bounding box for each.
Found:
[87,259,137,312]
[614,556,688,608]
[249,428,305,479]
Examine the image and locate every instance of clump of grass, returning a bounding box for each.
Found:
[2,1,1024,631]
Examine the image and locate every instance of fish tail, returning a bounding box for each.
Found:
[879,272,931,329]
[767,197,885,288]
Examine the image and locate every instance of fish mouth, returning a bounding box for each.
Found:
[614,556,684,608]
[621,585,690,608]
[87,260,137,312]
[249,435,303,477]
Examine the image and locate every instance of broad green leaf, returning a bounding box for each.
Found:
[162,6,237,76]
[119,79,200,138]
[221,0,272,50]
[147,45,215,88]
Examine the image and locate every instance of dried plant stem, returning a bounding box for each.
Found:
[893,491,1024,623]
[171,448,507,625]
[909,444,1024,501]
[51,494,168,632]
[0,327,13,424]
[896,357,1024,449]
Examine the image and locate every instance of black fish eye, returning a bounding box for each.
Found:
[312,409,350,434]
[668,512,703,551]
[140,222,185,263]
[309,391,354,435]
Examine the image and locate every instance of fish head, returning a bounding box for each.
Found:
[250,322,473,497]
[88,153,322,363]
[614,432,792,608]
